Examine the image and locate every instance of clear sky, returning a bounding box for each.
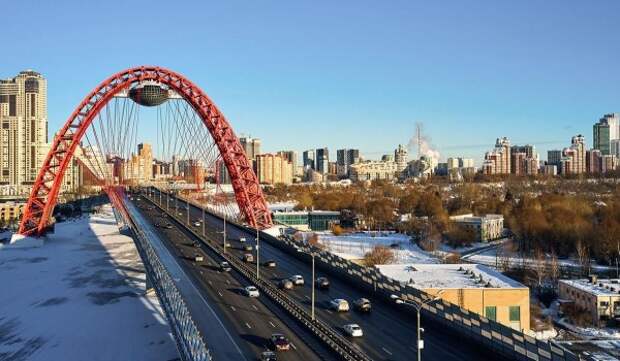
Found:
[3,0,619,163]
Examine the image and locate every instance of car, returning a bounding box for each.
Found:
[224,242,232,248]
[244,285,260,297]
[343,324,363,337]
[263,260,277,268]
[315,277,330,289]
[353,298,372,312]
[239,237,247,243]
[164,223,173,229]
[290,275,304,286]
[260,351,277,361]
[279,279,293,290]
[270,333,290,351]
[220,261,232,272]
[193,242,201,248]
[243,253,254,262]
[154,223,161,228]
[243,245,253,252]
[193,221,201,227]
[329,299,350,312]
[194,254,204,262]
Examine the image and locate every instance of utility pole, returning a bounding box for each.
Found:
[312,253,315,320]
[202,205,205,237]
[186,196,190,225]
[223,215,227,253]
[256,228,260,280]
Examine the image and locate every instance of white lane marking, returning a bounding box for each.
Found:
[304,295,310,300]
[290,342,297,350]
[269,321,276,328]
[226,280,230,285]
[231,306,236,311]
[252,304,258,310]
[218,291,223,297]
[382,347,393,355]
[325,310,333,314]
[208,280,212,285]
[272,273,278,277]
[245,322,252,329]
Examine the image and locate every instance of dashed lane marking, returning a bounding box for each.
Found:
[290,342,297,350]
[218,291,223,297]
[245,322,252,329]
[252,304,258,310]
[269,321,276,328]
[382,347,392,355]
[231,306,236,311]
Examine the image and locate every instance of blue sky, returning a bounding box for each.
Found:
[3,0,619,163]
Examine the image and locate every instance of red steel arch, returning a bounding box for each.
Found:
[19,66,272,236]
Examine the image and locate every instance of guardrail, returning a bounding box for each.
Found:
[108,190,212,361]
[142,191,373,361]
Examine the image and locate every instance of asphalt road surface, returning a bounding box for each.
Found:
[149,190,507,361]
[132,197,332,361]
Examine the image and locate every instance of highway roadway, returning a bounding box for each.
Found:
[150,190,505,361]
[131,196,332,361]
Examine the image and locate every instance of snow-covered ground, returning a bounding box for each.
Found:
[0,205,178,361]
[312,231,439,264]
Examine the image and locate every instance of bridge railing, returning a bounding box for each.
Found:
[108,190,211,361]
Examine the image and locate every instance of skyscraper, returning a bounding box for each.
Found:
[594,114,620,155]
[561,135,586,174]
[316,148,329,174]
[547,150,562,166]
[0,70,48,189]
[336,148,360,177]
[482,137,511,175]
[255,153,292,185]
[276,150,298,176]
[239,136,261,161]
[302,149,315,170]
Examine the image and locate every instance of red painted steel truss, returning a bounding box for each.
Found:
[19,66,272,236]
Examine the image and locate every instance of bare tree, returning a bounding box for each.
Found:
[548,250,561,285]
[533,247,547,289]
[576,239,590,276]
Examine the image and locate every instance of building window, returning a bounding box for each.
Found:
[600,301,609,307]
[485,306,496,321]
[509,306,520,322]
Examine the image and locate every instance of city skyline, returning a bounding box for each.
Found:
[2,0,619,163]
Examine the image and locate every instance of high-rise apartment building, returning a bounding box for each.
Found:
[276,150,298,177]
[394,144,408,172]
[0,70,48,190]
[547,150,562,166]
[561,135,586,175]
[255,153,292,185]
[316,148,329,174]
[302,149,315,170]
[601,155,618,174]
[482,137,511,175]
[586,149,602,174]
[510,145,539,176]
[336,148,360,177]
[594,114,620,155]
[239,136,261,161]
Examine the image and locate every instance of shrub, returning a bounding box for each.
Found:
[363,246,395,266]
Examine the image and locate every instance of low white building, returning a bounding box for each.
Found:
[559,276,620,323]
[349,161,398,181]
[449,213,504,241]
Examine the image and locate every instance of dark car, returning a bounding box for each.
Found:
[164,223,173,229]
[279,279,293,290]
[270,333,290,351]
[263,260,277,268]
[353,298,372,313]
[315,277,330,289]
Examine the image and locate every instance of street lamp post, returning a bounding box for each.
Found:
[202,205,205,237]
[256,228,260,279]
[311,252,315,320]
[391,291,444,361]
[223,214,227,253]
[186,197,190,225]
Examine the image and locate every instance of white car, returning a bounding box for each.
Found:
[239,237,246,243]
[244,286,260,297]
[290,275,304,285]
[343,324,363,337]
[193,221,201,227]
[329,298,350,312]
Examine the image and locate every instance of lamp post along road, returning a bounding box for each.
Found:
[223,214,227,253]
[391,291,444,361]
[311,253,315,320]
[256,228,260,279]
[202,206,205,236]
[186,197,190,225]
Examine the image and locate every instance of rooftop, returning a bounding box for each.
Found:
[560,278,620,297]
[376,263,526,289]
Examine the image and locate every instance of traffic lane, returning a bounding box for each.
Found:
[191,207,497,361]
[156,193,500,361]
[135,202,322,361]
[224,235,422,361]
